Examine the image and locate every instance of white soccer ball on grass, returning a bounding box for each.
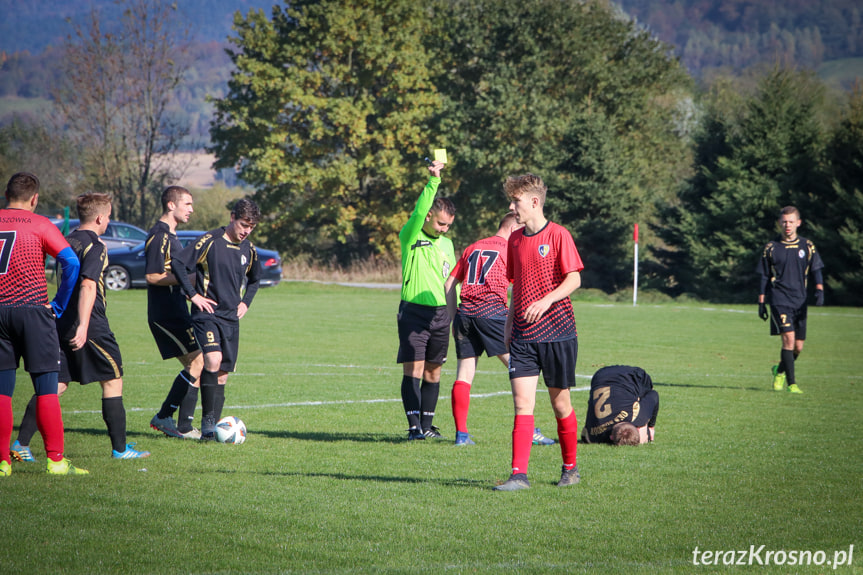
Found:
[215,416,247,444]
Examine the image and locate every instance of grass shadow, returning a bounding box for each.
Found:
[254,429,405,443]
[63,426,156,438]
[653,381,767,392]
[252,469,490,488]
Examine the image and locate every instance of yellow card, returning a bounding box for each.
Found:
[433,148,448,164]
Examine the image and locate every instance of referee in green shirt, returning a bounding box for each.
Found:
[397,160,456,440]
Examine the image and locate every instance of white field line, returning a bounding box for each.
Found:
[63,363,826,415]
[62,383,591,415]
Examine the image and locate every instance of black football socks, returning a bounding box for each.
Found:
[200,369,219,436]
[780,348,796,384]
[157,370,194,420]
[420,379,440,431]
[401,375,421,430]
[102,396,127,453]
[177,379,200,433]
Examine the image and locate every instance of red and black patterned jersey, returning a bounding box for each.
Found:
[759,235,824,309]
[507,221,583,343]
[0,208,70,307]
[450,235,510,319]
[145,220,191,323]
[174,227,261,321]
[56,229,108,333]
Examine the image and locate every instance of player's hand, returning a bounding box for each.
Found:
[814,289,824,307]
[428,160,444,178]
[49,300,62,318]
[758,302,769,321]
[191,294,217,313]
[237,302,248,319]
[523,298,552,324]
[69,325,88,351]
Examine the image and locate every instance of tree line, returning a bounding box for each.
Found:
[208,0,861,305]
[1,0,861,305]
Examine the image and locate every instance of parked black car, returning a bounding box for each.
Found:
[104,230,282,291]
[51,218,148,249]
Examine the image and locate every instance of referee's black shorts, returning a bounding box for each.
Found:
[452,312,507,359]
[396,301,449,365]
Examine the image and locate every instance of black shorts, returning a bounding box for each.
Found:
[396,301,449,365]
[149,318,200,360]
[508,337,578,389]
[0,306,61,373]
[59,319,123,384]
[452,313,507,359]
[192,315,240,372]
[769,304,807,339]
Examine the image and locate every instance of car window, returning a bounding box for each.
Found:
[105,223,147,242]
[110,223,147,241]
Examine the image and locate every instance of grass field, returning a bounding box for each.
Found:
[1,283,861,574]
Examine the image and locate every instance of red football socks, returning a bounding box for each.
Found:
[36,394,65,462]
[557,410,578,469]
[0,395,12,464]
[511,414,534,475]
[451,380,471,432]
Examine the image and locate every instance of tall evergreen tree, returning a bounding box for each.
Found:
[544,109,636,293]
[657,68,828,302]
[811,86,863,305]
[435,0,691,289]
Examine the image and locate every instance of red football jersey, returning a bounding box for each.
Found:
[507,221,583,342]
[0,209,70,307]
[450,235,510,319]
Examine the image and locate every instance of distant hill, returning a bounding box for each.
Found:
[0,0,272,53]
[616,0,863,75]
[3,0,861,139]
[4,0,863,77]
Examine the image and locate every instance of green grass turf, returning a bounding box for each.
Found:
[1,283,861,574]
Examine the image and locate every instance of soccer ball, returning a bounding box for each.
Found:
[215,416,247,444]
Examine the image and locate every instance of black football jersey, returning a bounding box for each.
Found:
[57,229,108,335]
[145,220,191,322]
[583,365,658,443]
[759,235,824,308]
[174,227,261,321]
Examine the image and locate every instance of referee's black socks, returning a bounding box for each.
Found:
[420,380,440,431]
[401,375,421,429]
